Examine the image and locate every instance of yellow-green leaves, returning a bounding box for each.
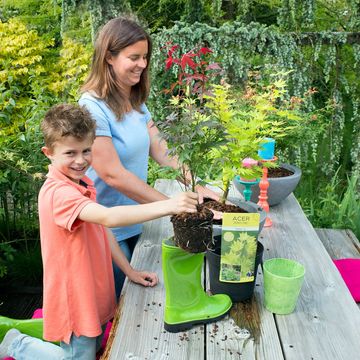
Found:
[48,37,91,98]
[0,18,54,83]
[205,75,306,202]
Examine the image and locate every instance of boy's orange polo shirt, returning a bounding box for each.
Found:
[38,165,116,343]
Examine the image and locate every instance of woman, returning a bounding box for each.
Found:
[79,16,219,297]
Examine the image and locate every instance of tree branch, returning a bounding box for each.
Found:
[294,32,360,45]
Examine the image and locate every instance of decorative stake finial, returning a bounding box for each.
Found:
[257,138,277,227]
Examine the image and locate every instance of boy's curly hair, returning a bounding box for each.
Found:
[41,104,96,149]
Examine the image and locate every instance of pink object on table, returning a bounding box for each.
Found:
[333,258,360,302]
[240,158,258,182]
[4,309,112,360]
[242,157,258,168]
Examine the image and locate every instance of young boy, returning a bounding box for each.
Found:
[0,104,198,360]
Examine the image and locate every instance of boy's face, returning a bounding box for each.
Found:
[42,135,94,183]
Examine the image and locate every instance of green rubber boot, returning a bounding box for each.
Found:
[0,316,43,342]
[162,238,232,333]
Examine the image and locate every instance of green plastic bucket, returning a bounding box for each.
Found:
[263,258,305,315]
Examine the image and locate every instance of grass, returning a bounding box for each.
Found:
[297,169,360,241]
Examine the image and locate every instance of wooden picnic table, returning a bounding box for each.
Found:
[102,179,360,360]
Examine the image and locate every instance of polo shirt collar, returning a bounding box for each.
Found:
[46,165,95,197]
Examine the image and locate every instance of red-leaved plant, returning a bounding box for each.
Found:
[156,44,225,253]
[153,43,224,192]
[162,43,222,102]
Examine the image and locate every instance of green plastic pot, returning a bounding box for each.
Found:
[263,258,305,315]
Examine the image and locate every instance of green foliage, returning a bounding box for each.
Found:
[0,243,16,279]
[205,84,263,200]
[88,0,132,36]
[151,21,360,178]
[147,159,178,187]
[61,0,93,43]
[5,241,43,286]
[299,169,360,240]
[156,96,221,191]
[0,14,94,281]
[127,0,360,31]
[48,37,92,101]
[60,0,132,41]
[0,0,62,42]
[0,18,54,133]
[0,17,54,249]
[205,75,307,202]
[155,44,223,191]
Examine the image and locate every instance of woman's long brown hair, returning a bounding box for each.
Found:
[81,17,152,119]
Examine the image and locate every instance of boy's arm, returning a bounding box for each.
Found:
[105,228,158,287]
[78,191,198,228]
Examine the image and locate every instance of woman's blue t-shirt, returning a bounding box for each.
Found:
[79,93,151,242]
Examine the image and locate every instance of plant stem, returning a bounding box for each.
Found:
[220,180,230,204]
[191,171,196,193]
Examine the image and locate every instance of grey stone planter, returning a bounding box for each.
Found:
[233,163,302,207]
[212,197,266,238]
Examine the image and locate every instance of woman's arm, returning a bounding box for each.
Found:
[91,136,168,203]
[147,120,179,168]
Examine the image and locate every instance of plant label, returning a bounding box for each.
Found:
[219,213,260,283]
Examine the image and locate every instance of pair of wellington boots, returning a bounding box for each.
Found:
[162,238,232,333]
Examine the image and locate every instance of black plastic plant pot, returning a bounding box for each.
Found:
[206,236,264,302]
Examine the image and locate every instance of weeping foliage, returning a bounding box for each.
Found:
[60,0,132,41]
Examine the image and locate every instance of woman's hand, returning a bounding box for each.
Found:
[127,270,159,287]
[194,185,223,220]
[209,209,223,220]
[195,184,221,204]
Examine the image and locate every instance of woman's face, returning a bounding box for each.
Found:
[108,40,148,93]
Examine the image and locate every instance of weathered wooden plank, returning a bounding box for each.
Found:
[261,195,360,360]
[104,179,204,360]
[205,267,284,360]
[315,228,360,259]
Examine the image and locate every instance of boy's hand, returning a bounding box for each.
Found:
[127,270,159,287]
[168,191,198,214]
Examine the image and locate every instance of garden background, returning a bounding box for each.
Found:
[1,0,359,287]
